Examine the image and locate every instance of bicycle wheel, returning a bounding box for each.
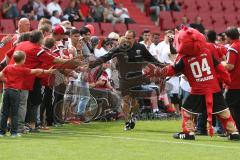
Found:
[53,100,67,124]
[81,94,99,123]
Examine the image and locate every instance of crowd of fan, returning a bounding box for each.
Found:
[0,13,185,137]
[1,0,134,28]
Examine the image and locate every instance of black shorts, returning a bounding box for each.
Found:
[182,92,227,114]
[226,89,240,107]
[170,94,180,104]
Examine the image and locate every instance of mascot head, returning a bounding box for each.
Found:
[174,26,206,56]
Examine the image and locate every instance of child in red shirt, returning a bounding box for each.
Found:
[0,51,54,137]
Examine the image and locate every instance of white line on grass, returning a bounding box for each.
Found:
[56,131,240,150]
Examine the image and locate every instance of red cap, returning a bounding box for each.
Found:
[53,25,66,34]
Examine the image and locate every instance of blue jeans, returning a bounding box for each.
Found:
[77,81,90,114]
[0,88,20,134]
[180,89,190,104]
[77,96,90,114]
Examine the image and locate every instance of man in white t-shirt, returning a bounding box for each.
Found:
[95,38,112,77]
[47,0,62,16]
[114,3,130,23]
[139,30,157,58]
[155,30,174,63]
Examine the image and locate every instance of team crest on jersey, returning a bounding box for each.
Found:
[136,50,141,55]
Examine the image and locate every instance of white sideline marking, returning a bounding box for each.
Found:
[56,131,240,150]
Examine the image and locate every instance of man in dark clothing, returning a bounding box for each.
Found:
[90,30,164,130]
[190,16,205,34]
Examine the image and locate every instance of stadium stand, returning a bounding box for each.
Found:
[144,0,239,33]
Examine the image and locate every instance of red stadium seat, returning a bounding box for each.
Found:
[221,1,234,13]
[212,14,226,33]
[224,15,237,27]
[17,0,28,10]
[99,23,114,36]
[209,0,222,13]
[0,19,16,34]
[59,0,70,10]
[30,20,39,30]
[89,23,102,36]
[128,24,143,37]
[114,23,127,36]
[73,22,85,30]
[232,0,240,13]
[200,13,214,29]
[172,11,185,26]
[185,12,198,23]
[159,12,174,30]
[195,0,209,12]
[181,0,197,13]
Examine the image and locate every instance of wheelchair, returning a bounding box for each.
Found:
[89,88,118,122]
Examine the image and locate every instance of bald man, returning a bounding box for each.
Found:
[12,18,31,45]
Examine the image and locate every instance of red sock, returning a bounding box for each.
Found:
[181,110,191,133]
[217,114,236,132]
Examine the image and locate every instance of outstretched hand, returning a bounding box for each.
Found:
[143,63,158,78]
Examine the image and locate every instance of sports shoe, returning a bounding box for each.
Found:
[29,128,40,133]
[228,132,240,140]
[124,122,131,131]
[195,130,208,136]
[0,133,6,137]
[11,133,22,138]
[173,132,195,140]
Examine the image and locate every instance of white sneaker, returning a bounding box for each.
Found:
[11,133,22,138]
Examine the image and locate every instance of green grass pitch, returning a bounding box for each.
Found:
[0,120,239,160]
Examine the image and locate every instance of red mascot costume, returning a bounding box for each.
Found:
[143,27,239,140]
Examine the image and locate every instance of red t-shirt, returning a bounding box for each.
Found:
[2,65,31,90]
[93,68,109,89]
[226,40,240,89]
[206,43,223,61]
[39,48,58,86]
[9,41,55,90]
[173,48,220,94]
[79,3,89,17]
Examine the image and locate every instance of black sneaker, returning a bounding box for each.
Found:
[195,130,208,136]
[173,132,195,140]
[228,133,240,140]
[129,120,135,129]
[124,122,131,131]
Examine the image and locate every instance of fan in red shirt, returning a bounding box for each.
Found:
[205,30,227,61]
[143,27,239,140]
[7,30,69,131]
[0,51,53,136]
[79,0,93,22]
[222,27,240,132]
